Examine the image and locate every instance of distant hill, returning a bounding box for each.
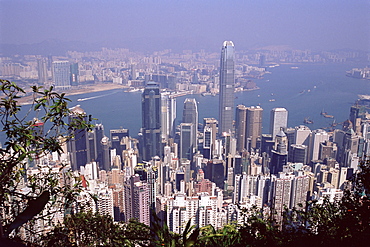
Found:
[0,40,104,56]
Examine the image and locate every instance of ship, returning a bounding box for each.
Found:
[304,117,314,124]
[321,109,334,118]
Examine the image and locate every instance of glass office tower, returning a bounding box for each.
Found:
[219,41,235,136]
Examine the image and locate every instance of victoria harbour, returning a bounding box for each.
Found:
[68,63,369,137]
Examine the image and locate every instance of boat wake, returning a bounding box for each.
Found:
[77,91,119,102]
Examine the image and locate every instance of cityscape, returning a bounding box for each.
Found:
[0,0,370,245]
[1,40,370,234]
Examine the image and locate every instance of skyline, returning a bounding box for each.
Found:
[1,0,370,54]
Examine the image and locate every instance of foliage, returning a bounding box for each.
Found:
[41,211,152,247]
[0,79,93,243]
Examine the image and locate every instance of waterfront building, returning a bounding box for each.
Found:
[94,124,105,168]
[141,81,162,161]
[270,108,288,139]
[67,105,90,171]
[70,62,79,86]
[37,58,48,85]
[52,61,71,90]
[219,41,235,135]
[182,98,198,153]
[161,92,176,141]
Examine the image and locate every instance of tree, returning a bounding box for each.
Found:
[0,79,93,244]
[41,211,152,247]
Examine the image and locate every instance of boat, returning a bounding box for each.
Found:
[304,117,314,124]
[269,99,275,102]
[291,66,299,69]
[321,109,334,118]
[299,90,305,94]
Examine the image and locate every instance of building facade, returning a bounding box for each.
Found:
[219,41,235,135]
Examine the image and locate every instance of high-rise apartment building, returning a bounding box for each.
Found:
[141,81,162,161]
[219,41,235,135]
[124,175,150,225]
[52,61,71,90]
[270,108,288,139]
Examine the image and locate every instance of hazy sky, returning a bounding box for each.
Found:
[1,0,369,52]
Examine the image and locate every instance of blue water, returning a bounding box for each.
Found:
[50,63,370,137]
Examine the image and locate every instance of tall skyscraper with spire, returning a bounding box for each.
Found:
[141,81,162,161]
[219,41,235,136]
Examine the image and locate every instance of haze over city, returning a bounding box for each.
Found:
[1,0,369,53]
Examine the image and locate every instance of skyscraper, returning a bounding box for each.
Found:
[161,92,176,141]
[308,129,329,162]
[37,58,48,85]
[70,63,79,86]
[67,105,90,171]
[141,81,162,161]
[235,105,247,152]
[270,130,288,174]
[219,41,235,135]
[180,123,194,159]
[52,61,71,90]
[246,106,263,150]
[182,98,198,151]
[270,108,288,139]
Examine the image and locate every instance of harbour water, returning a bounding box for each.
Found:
[65,63,369,137]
